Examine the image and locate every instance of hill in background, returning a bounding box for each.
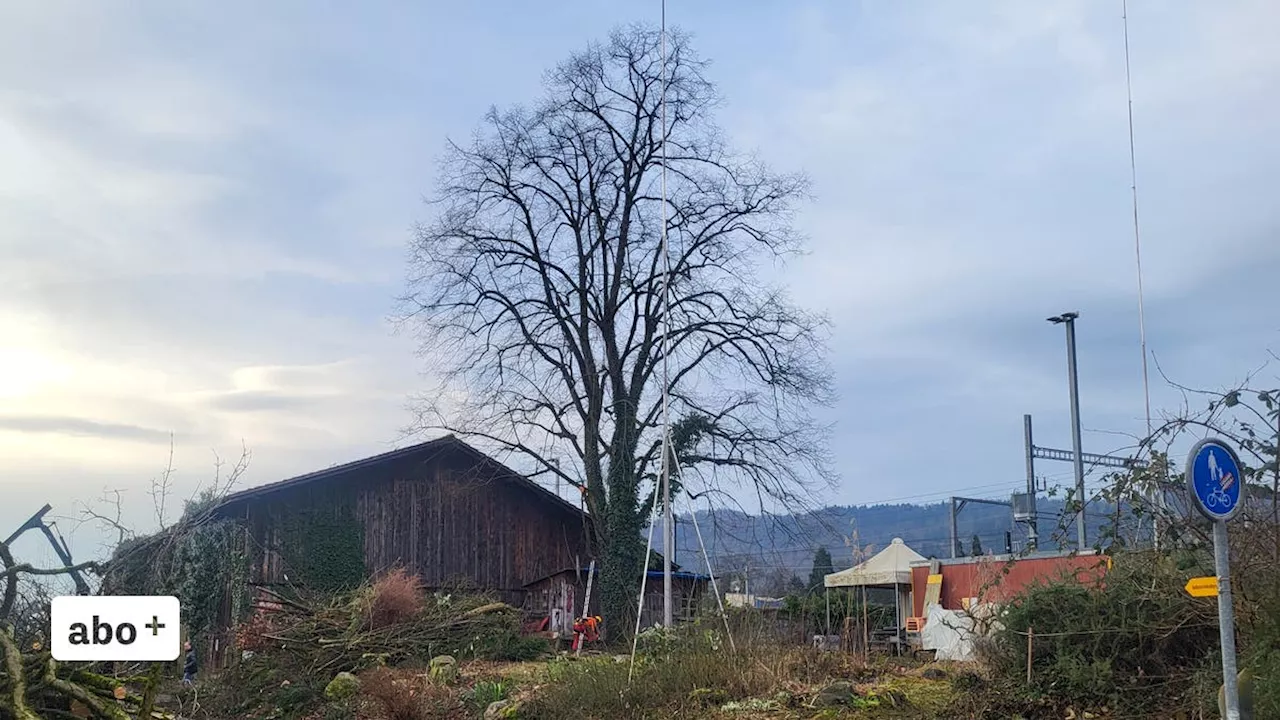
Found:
[667,498,1116,593]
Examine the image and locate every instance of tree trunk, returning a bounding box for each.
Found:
[600,499,643,640]
[599,414,644,640]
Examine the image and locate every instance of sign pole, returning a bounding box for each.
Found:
[1213,520,1240,719]
[1185,438,1245,720]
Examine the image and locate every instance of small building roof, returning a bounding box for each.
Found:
[824,537,925,588]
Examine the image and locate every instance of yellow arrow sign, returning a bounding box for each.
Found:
[1185,576,1219,597]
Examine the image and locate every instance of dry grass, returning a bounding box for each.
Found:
[521,633,912,720]
[366,567,424,630]
[358,667,464,720]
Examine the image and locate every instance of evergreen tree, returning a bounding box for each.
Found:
[809,547,835,591]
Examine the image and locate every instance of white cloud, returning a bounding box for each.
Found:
[0,0,1276,557]
[739,1,1280,335]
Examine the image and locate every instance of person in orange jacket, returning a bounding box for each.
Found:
[571,615,602,650]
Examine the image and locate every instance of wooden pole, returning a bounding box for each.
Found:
[1026,626,1034,685]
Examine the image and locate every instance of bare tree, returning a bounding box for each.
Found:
[1096,354,1279,552]
[400,25,834,631]
[0,542,123,720]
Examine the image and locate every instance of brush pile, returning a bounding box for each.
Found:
[236,569,546,676]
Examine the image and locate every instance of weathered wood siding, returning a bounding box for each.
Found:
[238,448,592,597]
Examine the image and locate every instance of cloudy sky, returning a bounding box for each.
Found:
[2,1,1278,565]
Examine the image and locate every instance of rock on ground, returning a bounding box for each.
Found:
[324,671,360,700]
[429,655,459,684]
[484,699,521,719]
[813,680,857,708]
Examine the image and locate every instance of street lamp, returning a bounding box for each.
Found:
[1047,311,1088,550]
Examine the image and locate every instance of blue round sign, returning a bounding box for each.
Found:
[1185,438,1245,522]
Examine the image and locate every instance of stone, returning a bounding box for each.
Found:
[429,655,459,684]
[1219,668,1254,720]
[688,687,728,706]
[324,671,360,701]
[921,667,948,680]
[812,681,857,708]
[484,699,521,719]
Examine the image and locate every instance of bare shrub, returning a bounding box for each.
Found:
[367,567,424,630]
[358,667,462,720]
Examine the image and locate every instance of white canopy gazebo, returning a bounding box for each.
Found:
[823,538,926,650]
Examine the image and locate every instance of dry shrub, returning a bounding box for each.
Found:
[367,567,424,629]
[233,610,279,651]
[359,667,463,720]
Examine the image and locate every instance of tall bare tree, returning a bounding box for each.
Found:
[400,25,834,632]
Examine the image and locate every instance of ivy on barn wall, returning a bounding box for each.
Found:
[175,521,247,639]
[273,508,366,592]
[103,517,249,642]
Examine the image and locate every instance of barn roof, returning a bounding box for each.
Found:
[211,434,587,519]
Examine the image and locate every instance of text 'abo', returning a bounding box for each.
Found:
[51,596,181,662]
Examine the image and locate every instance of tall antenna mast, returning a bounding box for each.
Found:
[1121,0,1160,546]
[659,0,676,630]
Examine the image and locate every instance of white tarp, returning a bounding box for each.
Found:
[823,538,926,588]
[920,605,976,661]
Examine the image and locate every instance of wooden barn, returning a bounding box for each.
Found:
[205,435,596,660]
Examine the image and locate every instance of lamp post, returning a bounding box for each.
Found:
[1047,311,1088,550]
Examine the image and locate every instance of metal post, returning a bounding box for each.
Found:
[893,587,901,653]
[1050,312,1088,550]
[1064,315,1087,549]
[663,443,674,628]
[1214,521,1241,719]
[658,0,675,635]
[1023,414,1039,550]
[949,497,959,559]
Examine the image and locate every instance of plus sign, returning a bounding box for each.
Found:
[146,616,165,636]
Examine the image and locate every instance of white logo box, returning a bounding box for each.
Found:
[51,596,182,662]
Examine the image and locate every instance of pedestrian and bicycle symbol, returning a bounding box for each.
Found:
[1183,438,1246,719]
[1186,438,1244,522]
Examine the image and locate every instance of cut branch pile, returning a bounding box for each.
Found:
[2,542,171,720]
[237,575,532,676]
